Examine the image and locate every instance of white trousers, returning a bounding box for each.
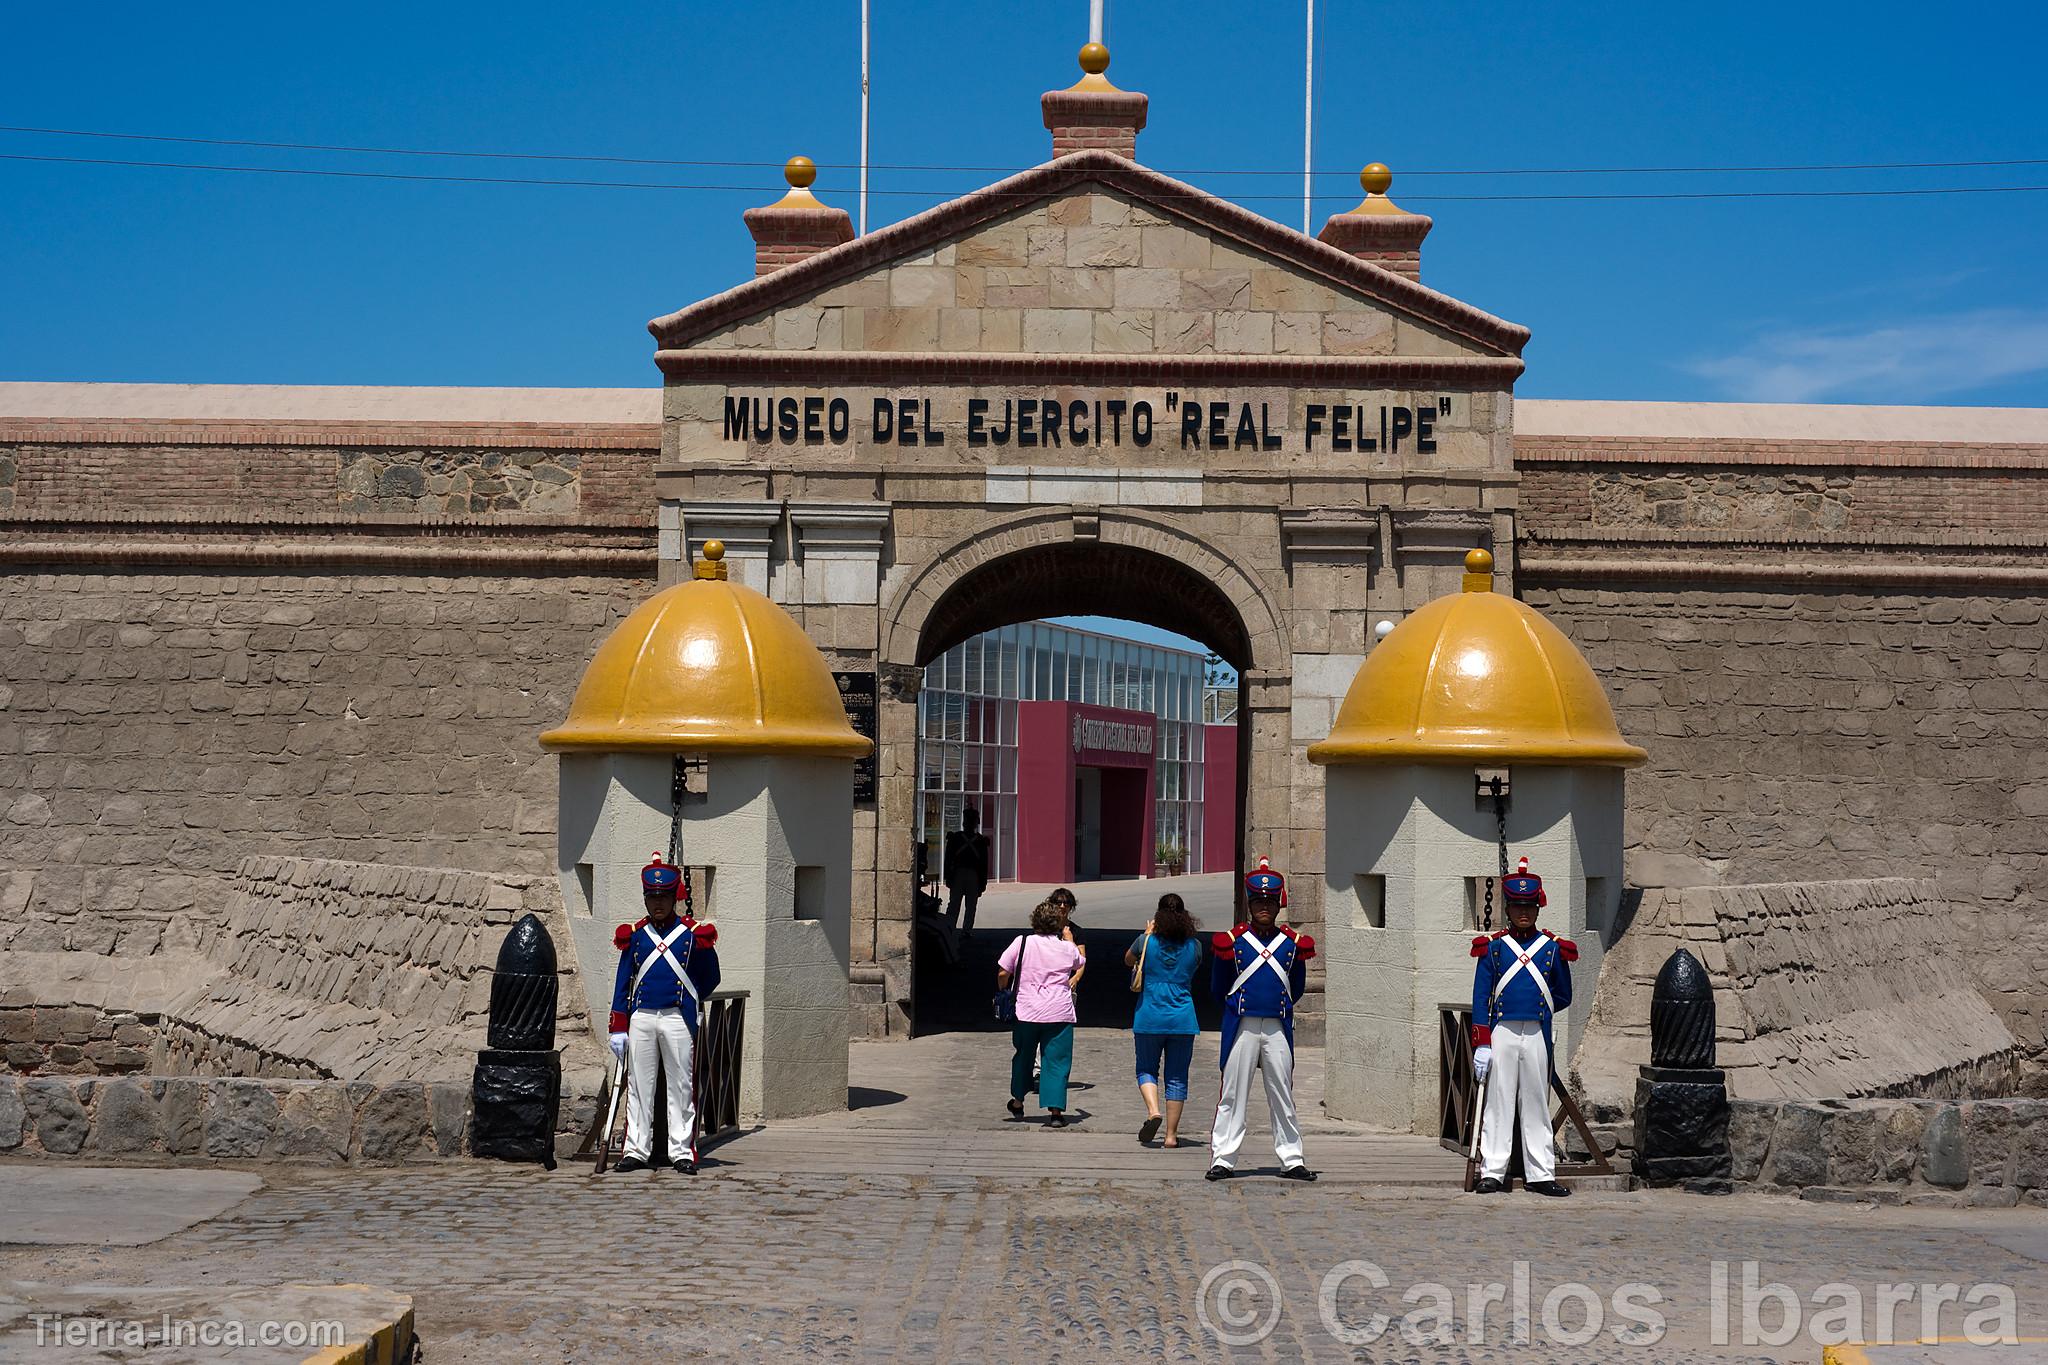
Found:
[1209,1015,1304,1170]
[624,1006,698,1163]
[1479,1018,1555,1183]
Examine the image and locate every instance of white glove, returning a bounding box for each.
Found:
[1473,1045,1492,1083]
[608,1032,628,1060]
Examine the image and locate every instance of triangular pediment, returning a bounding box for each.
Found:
[650,152,1527,366]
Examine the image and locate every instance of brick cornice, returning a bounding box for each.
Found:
[656,349,1523,388]
[1513,435,2048,471]
[648,151,1529,358]
[1520,555,2048,590]
[0,417,659,450]
[0,536,657,575]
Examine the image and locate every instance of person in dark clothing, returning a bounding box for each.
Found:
[943,807,991,929]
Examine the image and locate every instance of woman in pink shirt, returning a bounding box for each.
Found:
[998,902,1087,1127]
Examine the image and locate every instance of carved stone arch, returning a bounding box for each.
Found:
[881,507,1288,673]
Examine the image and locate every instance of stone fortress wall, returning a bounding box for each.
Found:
[3,384,2047,1100]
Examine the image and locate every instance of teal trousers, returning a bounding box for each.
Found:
[1011,1020,1075,1110]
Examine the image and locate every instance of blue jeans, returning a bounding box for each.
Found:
[1133,1032,1195,1101]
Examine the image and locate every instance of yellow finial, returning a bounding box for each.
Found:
[1462,547,1495,593]
[1347,161,1410,216]
[770,156,826,209]
[1068,41,1119,91]
[694,539,729,581]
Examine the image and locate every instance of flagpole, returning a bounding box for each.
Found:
[1089,0,1103,44]
[859,0,870,235]
[1302,0,1314,234]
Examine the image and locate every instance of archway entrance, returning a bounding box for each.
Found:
[901,538,1257,1034]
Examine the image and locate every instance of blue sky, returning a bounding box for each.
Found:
[4,1,2045,406]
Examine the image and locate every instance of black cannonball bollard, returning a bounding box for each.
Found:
[472,913,563,1168]
[1650,946,1716,1070]
[1632,947,1733,1193]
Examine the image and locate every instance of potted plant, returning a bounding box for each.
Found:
[1155,840,1186,877]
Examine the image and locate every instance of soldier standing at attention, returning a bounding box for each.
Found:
[1206,858,1317,1183]
[609,854,721,1174]
[1470,857,1575,1197]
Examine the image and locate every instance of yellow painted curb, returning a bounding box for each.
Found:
[299,1284,415,1365]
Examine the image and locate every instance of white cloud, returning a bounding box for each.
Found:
[1687,308,2048,403]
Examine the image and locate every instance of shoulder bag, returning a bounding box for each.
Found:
[1129,931,1149,994]
[994,934,1031,1022]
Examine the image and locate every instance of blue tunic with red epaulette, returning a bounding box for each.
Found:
[1209,924,1315,1068]
[609,917,720,1035]
[1469,928,1575,1052]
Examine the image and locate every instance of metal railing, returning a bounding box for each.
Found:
[1436,1001,1615,1180]
[692,990,747,1142]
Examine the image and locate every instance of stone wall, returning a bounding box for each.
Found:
[0,422,655,520]
[1577,880,2017,1116]
[0,568,650,931]
[1728,1097,2048,1207]
[0,856,606,1090]
[1526,584,2048,1073]
[0,1005,157,1075]
[0,1072,597,1163]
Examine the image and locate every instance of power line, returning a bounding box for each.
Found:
[2,122,2045,180]
[4,150,2048,204]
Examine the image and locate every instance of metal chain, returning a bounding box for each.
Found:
[669,756,693,911]
[1480,776,1508,931]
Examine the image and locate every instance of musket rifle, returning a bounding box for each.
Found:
[594,1047,629,1173]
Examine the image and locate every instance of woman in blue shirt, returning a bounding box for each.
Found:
[1125,893,1204,1148]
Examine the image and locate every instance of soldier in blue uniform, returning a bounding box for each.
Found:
[609,854,721,1174]
[1470,856,1576,1196]
[1206,858,1318,1182]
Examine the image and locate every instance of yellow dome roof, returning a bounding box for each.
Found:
[539,542,872,758]
[1308,550,1647,768]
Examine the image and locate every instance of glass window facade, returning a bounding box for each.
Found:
[917,621,1213,882]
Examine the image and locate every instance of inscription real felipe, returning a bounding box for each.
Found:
[722,392,1454,455]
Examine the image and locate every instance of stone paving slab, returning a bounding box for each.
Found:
[0,1280,411,1364]
[0,1168,262,1246]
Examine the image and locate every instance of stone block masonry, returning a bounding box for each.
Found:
[1577,879,2017,1115]
[1535,583,2048,1070]
[0,1072,598,1163]
[0,569,651,931]
[1728,1096,2048,1207]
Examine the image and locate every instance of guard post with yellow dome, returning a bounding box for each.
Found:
[541,540,872,1122]
[1307,549,1647,1133]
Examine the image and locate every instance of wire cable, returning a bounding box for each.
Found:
[2,122,2045,180]
[5,150,2048,204]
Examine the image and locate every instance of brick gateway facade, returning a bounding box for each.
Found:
[2,67,2046,1084]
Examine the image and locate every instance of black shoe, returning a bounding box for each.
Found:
[1046,1113,1069,1129]
[1006,1097,1025,1118]
[1526,1179,1572,1197]
[613,1157,648,1173]
[1279,1164,1318,1182]
[1474,1176,1506,1194]
[673,1158,698,1175]
[1139,1116,1162,1145]
[1205,1164,1233,1181]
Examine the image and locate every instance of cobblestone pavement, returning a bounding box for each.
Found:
[3,1033,2043,1361]
[4,1165,2044,1362]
